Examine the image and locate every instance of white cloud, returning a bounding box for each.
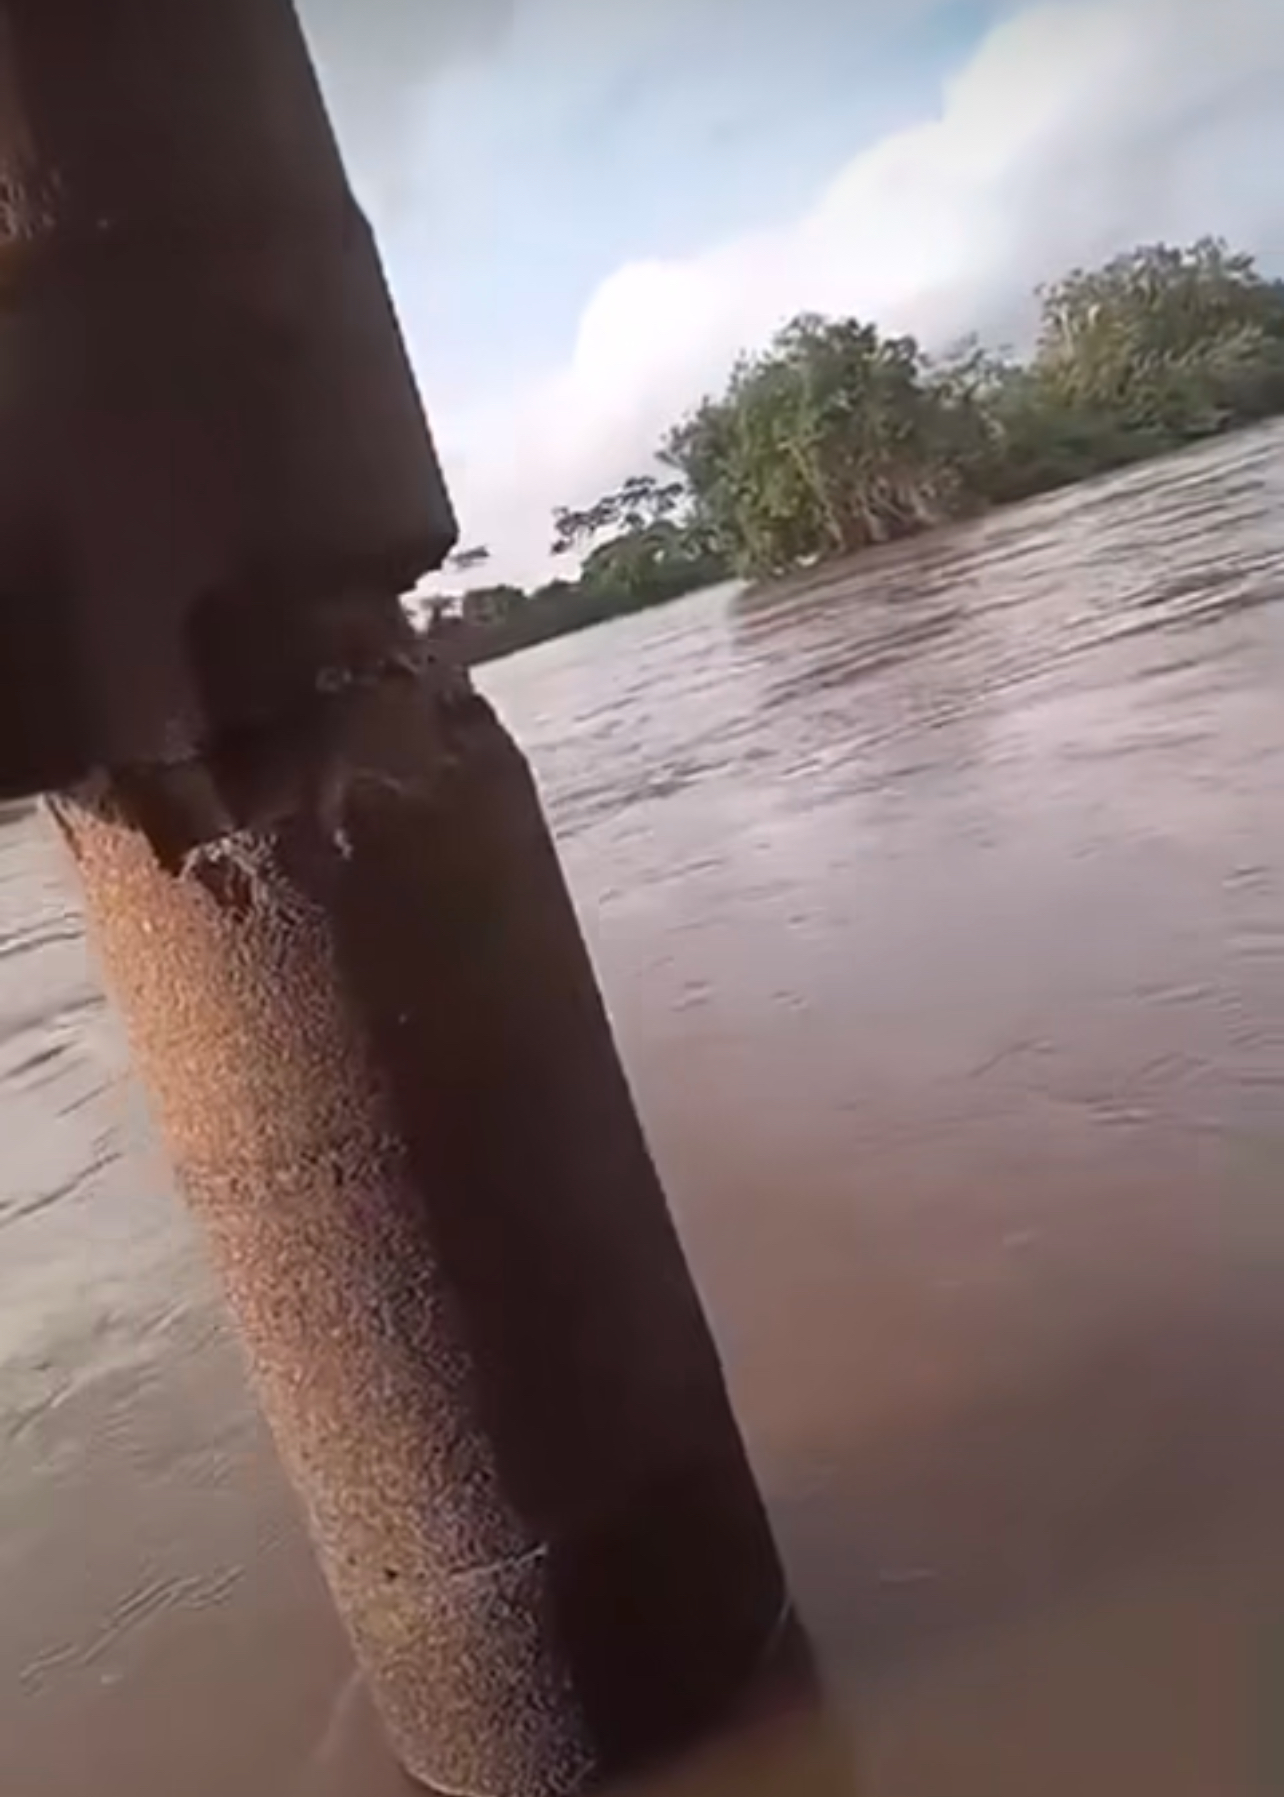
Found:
[420,0,1284,588]
[299,0,513,182]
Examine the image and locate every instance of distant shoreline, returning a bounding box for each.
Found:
[425,573,707,667]
[425,238,1284,668]
[431,414,1283,669]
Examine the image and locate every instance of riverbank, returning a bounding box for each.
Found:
[435,239,1284,667]
[426,566,728,665]
[735,415,1284,614]
[435,410,1284,669]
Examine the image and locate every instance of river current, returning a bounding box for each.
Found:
[4,424,1283,1795]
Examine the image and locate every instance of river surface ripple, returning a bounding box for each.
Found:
[3,424,1283,1795]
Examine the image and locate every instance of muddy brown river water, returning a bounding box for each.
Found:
[3,424,1284,1796]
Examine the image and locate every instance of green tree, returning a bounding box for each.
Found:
[550,472,726,604]
[551,474,686,558]
[1032,238,1284,442]
[459,583,525,628]
[664,313,977,579]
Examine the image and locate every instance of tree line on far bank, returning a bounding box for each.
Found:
[429,238,1284,660]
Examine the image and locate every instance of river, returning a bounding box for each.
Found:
[3,423,1283,1796]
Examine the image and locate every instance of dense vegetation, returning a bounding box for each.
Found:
[429,238,1284,659]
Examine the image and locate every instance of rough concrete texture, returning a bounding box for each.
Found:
[55,669,788,1796]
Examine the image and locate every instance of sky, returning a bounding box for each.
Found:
[297,0,1284,589]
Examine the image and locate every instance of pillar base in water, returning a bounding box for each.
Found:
[55,643,788,1796]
